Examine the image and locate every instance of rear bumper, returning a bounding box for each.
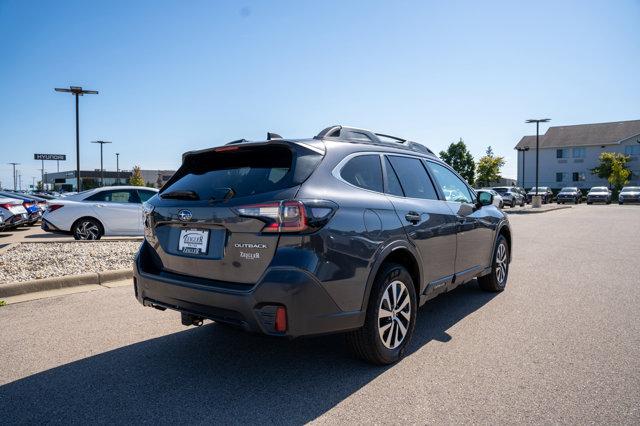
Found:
[133,242,365,338]
[41,218,69,234]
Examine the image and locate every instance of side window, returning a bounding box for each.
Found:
[387,156,438,200]
[427,162,473,203]
[86,190,139,203]
[138,190,156,202]
[384,157,404,196]
[340,155,383,193]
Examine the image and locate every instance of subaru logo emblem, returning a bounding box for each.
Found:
[177,210,192,221]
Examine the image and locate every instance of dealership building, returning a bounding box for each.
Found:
[44,169,175,191]
[515,119,640,189]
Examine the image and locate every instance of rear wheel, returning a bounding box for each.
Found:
[478,235,509,292]
[72,218,103,240]
[346,263,417,365]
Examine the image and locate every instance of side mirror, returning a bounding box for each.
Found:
[478,191,493,207]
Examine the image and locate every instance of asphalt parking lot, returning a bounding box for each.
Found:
[0,204,639,424]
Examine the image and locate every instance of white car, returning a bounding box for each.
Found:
[478,188,504,208]
[0,197,29,230]
[42,186,159,240]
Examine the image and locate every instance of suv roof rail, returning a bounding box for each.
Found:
[314,125,434,155]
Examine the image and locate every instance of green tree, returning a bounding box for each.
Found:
[476,146,505,187]
[439,138,475,185]
[591,152,631,190]
[130,165,145,186]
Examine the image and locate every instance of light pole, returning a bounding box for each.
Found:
[516,146,530,188]
[55,86,99,191]
[91,140,112,187]
[116,153,120,185]
[8,162,19,191]
[526,119,550,205]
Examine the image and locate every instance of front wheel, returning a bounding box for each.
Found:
[72,218,103,240]
[478,235,509,292]
[346,263,417,365]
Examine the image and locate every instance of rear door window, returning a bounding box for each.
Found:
[386,155,438,200]
[384,157,404,196]
[85,190,140,203]
[340,155,383,192]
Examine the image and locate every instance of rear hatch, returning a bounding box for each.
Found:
[144,140,325,285]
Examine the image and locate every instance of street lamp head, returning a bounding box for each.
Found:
[91,140,112,144]
[526,118,551,123]
[55,86,99,96]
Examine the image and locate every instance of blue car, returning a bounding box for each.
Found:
[0,191,42,226]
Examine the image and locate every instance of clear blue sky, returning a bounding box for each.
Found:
[1,0,639,189]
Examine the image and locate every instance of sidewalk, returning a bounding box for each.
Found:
[504,204,572,214]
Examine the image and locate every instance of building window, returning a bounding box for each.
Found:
[572,172,585,182]
[556,148,569,159]
[556,172,564,182]
[572,147,586,158]
[625,145,639,156]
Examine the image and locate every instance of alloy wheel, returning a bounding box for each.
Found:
[75,220,100,240]
[495,242,508,284]
[378,280,411,349]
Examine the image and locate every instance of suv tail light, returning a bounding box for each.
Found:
[0,203,21,209]
[234,200,337,233]
[47,204,64,213]
[23,202,35,208]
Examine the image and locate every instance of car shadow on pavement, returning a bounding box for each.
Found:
[0,281,497,424]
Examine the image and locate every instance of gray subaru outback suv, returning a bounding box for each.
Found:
[134,125,512,364]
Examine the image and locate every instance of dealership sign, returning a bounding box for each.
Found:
[34,153,66,161]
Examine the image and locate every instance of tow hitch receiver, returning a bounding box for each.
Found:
[181,312,204,327]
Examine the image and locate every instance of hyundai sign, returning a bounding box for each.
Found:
[34,154,66,161]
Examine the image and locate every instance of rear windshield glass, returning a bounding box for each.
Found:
[493,187,508,194]
[162,144,322,200]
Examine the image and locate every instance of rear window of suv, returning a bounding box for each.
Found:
[162,144,323,200]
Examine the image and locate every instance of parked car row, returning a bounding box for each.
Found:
[479,185,640,207]
[0,190,48,231]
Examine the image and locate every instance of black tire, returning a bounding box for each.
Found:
[619,201,623,205]
[478,235,509,292]
[606,200,611,205]
[520,199,525,207]
[587,201,592,205]
[72,217,103,240]
[346,263,417,365]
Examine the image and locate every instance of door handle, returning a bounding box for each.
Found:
[405,212,421,224]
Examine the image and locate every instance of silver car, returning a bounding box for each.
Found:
[618,186,640,204]
[492,186,525,207]
[586,187,612,204]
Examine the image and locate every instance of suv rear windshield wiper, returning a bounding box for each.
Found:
[208,187,235,203]
[160,190,200,200]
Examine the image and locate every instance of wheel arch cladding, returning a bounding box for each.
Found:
[498,224,512,262]
[363,246,421,311]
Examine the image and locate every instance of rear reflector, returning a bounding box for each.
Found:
[275,306,287,332]
[47,204,64,213]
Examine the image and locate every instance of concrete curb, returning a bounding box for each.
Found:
[0,268,133,298]
[19,238,143,244]
[504,206,572,215]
